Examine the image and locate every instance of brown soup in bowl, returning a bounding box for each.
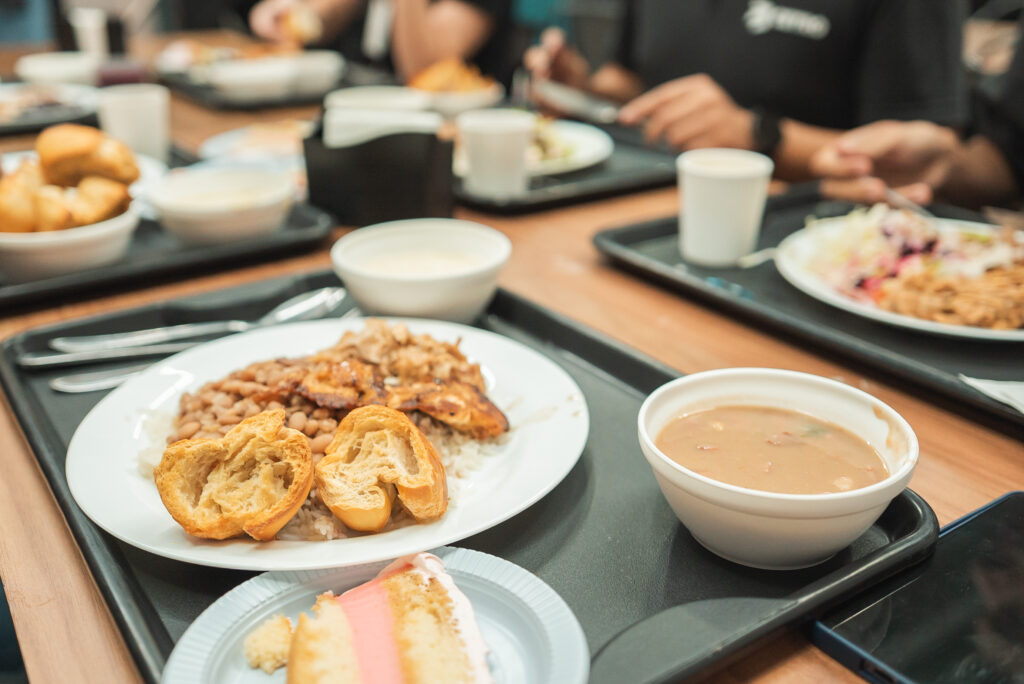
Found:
[654,405,888,495]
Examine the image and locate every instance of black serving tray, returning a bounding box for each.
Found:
[594,192,1024,438]
[0,202,334,312]
[454,124,677,214]
[0,270,938,683]
[160,61,397,111]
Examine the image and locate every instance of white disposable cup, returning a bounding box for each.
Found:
[97,84,171,162]
[455,108,534,199]
[677,149,774,266]
[69,7,108,60]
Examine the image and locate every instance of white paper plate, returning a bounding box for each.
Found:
[162,546,589,684]
[66,318,590,570]
[454,120,614,177]
[775,216,1024,342]
[2,149,167,219]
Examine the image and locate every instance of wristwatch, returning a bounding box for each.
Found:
[751,108,783,159]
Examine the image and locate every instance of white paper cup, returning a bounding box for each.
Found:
[69,7,108,60]
[98,84,171,163]
[677,149,773,266]
[455,108,534,199]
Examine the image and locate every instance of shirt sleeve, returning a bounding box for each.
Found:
[855,0,969,127]
[613,0,635,70]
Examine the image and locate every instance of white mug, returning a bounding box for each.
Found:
[455,108,534,199]
[97,84,171,163]
[677,149,774,266]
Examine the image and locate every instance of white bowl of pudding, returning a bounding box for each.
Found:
[637,368,918,570]
[330,218,511,322]
[148,166,293,245]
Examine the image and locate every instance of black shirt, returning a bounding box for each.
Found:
[335,0,512,83]
[616,0,968,130]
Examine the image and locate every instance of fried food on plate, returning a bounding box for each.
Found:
[408,58,495,92]
[155,408,314,541]
[315,405,448,532]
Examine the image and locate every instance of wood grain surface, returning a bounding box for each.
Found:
[1,31,1021,684]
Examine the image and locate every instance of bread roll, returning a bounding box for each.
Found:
[315,405,447,532]
[154,409,313,541]
[36,123,139,187]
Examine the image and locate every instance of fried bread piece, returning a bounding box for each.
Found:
[315,405,447,532]
[36,123,139,186]
[0,161,44,232]
[69,175,132,225]
[33,185,74,231]
[154,409,313,540]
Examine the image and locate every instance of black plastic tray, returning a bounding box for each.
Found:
[455,124,677,214]
[0,202,334,312]
[594,193,1024,438]
[0,270,938,683]
[160,62,396,111]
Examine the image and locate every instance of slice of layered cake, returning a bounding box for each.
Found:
[245,553,492,683]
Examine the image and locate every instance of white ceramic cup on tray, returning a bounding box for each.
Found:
[97,84,171,163]
[455,108,534,199]
[677,148,773,266]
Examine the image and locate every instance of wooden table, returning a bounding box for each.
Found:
[2,32,1022,684]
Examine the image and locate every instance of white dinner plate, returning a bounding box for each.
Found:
[0,83,98,128]
[66,318,590,570]
[2,149,168,219]
[162,546,589,684]
[454,119,614,177]
[198,121,315,163]
[775,216,1024,341]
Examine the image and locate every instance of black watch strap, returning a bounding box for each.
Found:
[751,108,783,159]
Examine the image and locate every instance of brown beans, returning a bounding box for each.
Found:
[178,421,200,439]
[310,434,332,454]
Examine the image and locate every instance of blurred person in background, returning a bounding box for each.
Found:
[247,0,511,82]
[813,8,1023,209]
[525,0,968,180]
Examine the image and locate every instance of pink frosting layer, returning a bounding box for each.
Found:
[336,579,404,684]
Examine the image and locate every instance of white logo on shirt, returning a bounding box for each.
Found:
[743,0,831,40]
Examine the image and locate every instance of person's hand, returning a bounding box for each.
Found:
[811,120,959,192]
[250,0,298,43]
[523,27,590,90]
[818,177,935,206]
[618,74,754,150]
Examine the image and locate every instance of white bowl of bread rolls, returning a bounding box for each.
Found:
[0,124,141,282]
[330,218,511,323]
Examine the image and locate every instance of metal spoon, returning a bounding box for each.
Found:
[49,286,348,353]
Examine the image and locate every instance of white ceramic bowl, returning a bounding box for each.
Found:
[148,166,293,245]
[291,51,345,96]
[427,82,505,118]
[15,51,100,86]
[330,218,511,322]
[324,85,432,111]
[637,368,919,570]
[0,205,139,282]
[207,58,296,103]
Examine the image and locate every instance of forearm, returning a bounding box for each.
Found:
[938,136,1020,208]
[309,0,365,43]
[775,119,843,181]
[391,0,491,80]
